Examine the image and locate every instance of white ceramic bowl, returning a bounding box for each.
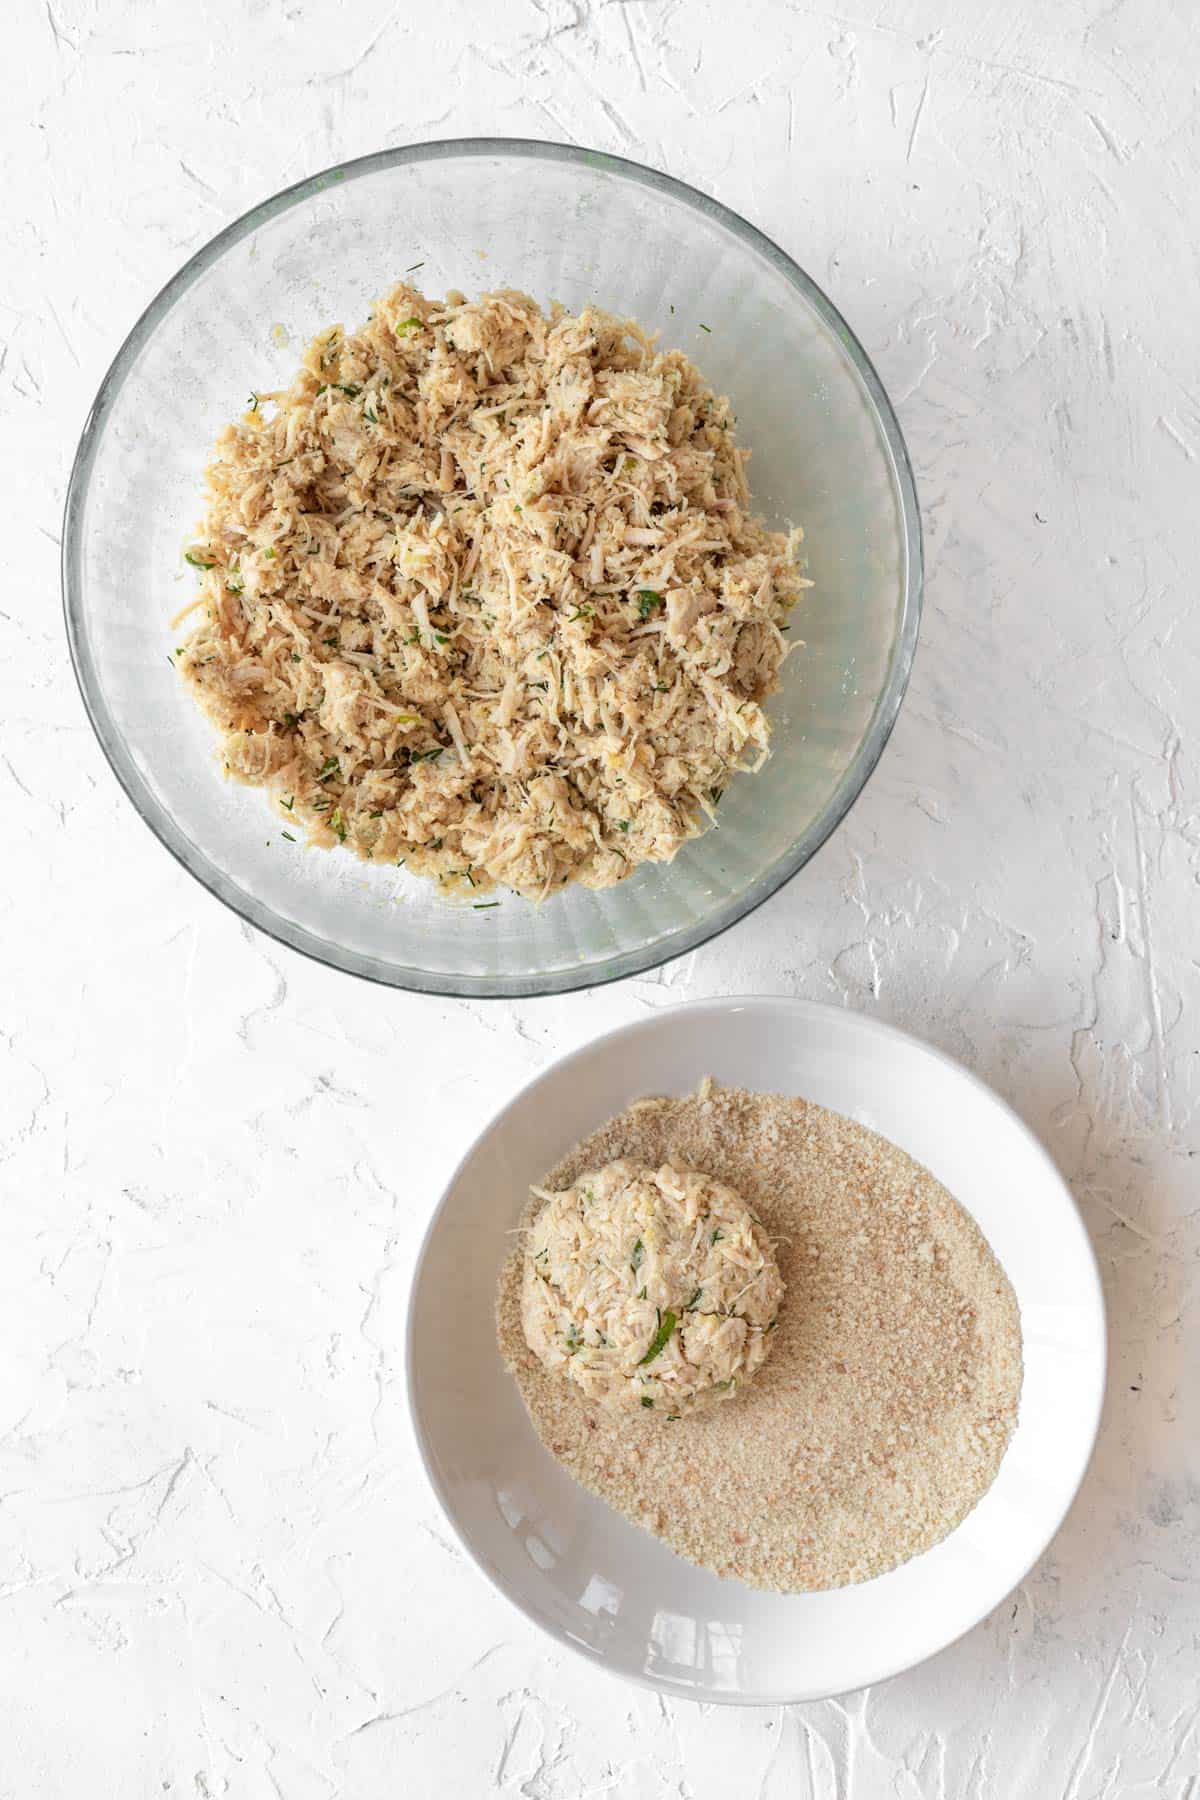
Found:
[406,999,1106,1703]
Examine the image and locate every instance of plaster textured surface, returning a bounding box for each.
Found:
[4,1,1198,1793]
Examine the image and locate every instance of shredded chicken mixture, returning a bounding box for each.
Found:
[521,1160,784,1415]
[175,284,808,898]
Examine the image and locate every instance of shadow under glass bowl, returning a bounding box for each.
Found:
[63,139,922,998]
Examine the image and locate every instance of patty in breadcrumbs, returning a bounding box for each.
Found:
[497,1080,1023,1592]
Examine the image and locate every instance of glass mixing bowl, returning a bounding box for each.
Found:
[64,140,921,997]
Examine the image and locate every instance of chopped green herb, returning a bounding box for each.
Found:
[640,1396,655,1409]
[473,901,501,910]
[638,1309,677,1366]
[264,547,276,559]
[335,383,361,398]
[324,634,337,646]
[666,1412,680,1421]
[405,261,425,272]
[637,1285,647,1300]
[409,747,443,763]
[711,1378,733,1393]
[711,1228,724,1244]
[566,605,594,622]
[281,829,296,841]
[282,795,294,810]
[433,631,449,644]
[708,787,724,806]
[316,756,340,782]
[631,1239,644,1272]
[684,1288,702,1311]
[565,1324,581,1354]
[636,589,663,618]
[183,551,215,569]
[247,392,260,410]
[698,322,712,333]
[283,712,300,727]
[618,820,630,833]
[330,807,347,843]
[396,318,422,336]
[528,680,548,691]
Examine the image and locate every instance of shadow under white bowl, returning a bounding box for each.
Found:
[406,998,1106,1703]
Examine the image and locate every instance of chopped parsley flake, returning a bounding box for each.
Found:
[638,1309,677,1366]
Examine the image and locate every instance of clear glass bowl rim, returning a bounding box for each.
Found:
[62,136,923,1000]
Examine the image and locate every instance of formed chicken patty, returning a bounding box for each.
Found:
[175,284,808,899]
[520,1159,784,1416]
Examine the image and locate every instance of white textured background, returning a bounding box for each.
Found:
[5,1,1199,1793]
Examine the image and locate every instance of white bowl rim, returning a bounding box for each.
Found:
[61,138,923,999]
[406,994,1107,1703]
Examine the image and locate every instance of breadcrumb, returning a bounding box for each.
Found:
[497,1081,1023,1592]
